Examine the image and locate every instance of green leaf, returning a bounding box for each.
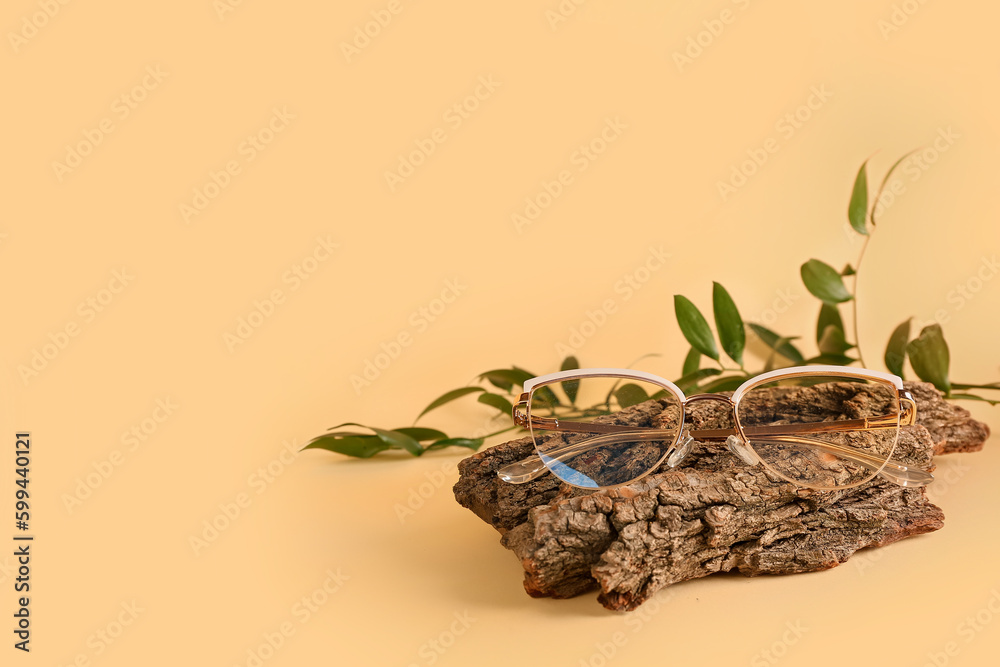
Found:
[816,303,845,344]
[848,160,869,235]
[615,383,650,408]
[394,427,448,442]
[326,421,384,432]
[697,375,748,393]
[801,259,853,304]
[682,347,701,376]
[673,368,722,392]
[560,356,580,404]
[884,319,911,378]
[748,323,805,364]
[624,353,662,369]
[948,393,1000,405]
[504,366,560,407]
[818,324,853,355]
[303,434,389,458]
[530,390,561,411]
[907,324,951,394]
[336,423,423,456]
[763,336,794,372]
[478,392,514,416]
[558,380,579,406]
[416,387,485,421]
[952,382,1000,391]
[674,295,719,361]
[804,354,857,366]
[424,437,484,452]
[528,387,563,412]
[712,282,745,366]
[478,368,533,393]
[871,150,917,226]
[841,264,856,276]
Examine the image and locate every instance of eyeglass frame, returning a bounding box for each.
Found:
[497,364,932,491]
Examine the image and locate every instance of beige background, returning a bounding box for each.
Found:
[3,0,1000,665]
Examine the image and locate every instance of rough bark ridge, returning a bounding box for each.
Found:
[454,382,989,611]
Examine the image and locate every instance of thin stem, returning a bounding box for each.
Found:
[952,382,1000,391]
[852,233,871,368]
[480,425,519,439]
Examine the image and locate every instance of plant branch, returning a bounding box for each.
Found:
[852,233,871,368]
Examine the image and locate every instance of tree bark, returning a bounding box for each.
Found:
[453,382,989,611]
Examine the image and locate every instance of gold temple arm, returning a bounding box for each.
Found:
[498,432,932,487]
[501,389,927,487]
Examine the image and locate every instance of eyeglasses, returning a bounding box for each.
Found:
[497,365,932,491]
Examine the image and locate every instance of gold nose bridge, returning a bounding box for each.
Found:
[684,393,736,408]
[683,394,759,465]
[662,394,738,469]
[682,393,740,433]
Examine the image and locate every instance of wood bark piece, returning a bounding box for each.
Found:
[906,382,991,454]
[453,381,989,611]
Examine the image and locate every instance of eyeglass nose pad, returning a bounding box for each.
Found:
[726,434,760,466]
[667,432,695,468]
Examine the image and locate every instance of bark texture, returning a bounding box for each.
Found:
[453,381,989,611]
[907,382,991,454]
